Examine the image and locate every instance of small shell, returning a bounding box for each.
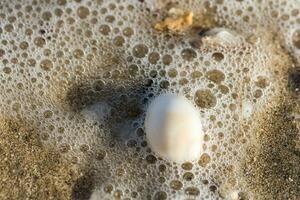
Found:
[145,94,203,163]
[202,28,241,46]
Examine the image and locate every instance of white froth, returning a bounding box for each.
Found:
[81,102,111,122]
[0,0,298,199]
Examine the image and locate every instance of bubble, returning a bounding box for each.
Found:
[131,191,138,198]
[73,49,84,58]
[59,143,71,153]
[43,110,53,118]
[19,41,29,50]
[153,191,167,200]
[198,153,211,167]
[99,24,111,35]
[229,104,237,111]
[194,90,217,108]
[159,80,170,89]
[55,8,63,17]
[123,27,134,37]
[216,0,224,4]
[34,37,46,47]
[181,162,193,170]
[57,0,67,5]
[212,52,225,62]
[0,49,5,57]
[40,59,53,71]
[167,68,177,78]
[148,52,160,64]
[185,187,200,196]
[116,168,125,176]
[288,67,300,94]
[75,65,84,74]
[191,71,203,79]
[162,54,173,65]
[209,185,217,192]
[183,172,194,181]
[177,78,187,86]
[255,76,269,88]
[25,28,33,36]
[181,48,197,61]
[146,154,157,164]
[158,177,166,183]
[158,164,166,172]
[96,150,106,161]
[170,180,183,190]
[4,24,13,32]
[128,64,139,77]
[12,103,22,112]
[80,144,89,152]
[93,80,105,91]
[136,128,145,137]
[113,36,125,47]
[58,127,64,133]
[132,44,148,58]
[104,184,113,194]
[105,15,115,23]
[206,69,225,84]
[126,139,137,147]
[77,6,90,19]
[3,67,11,74]
[254,89,263,98]
[42,11,52,21]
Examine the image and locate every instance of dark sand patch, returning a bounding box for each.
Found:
[0,118,80,200]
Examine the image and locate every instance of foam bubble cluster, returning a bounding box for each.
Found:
[0,0,299,199]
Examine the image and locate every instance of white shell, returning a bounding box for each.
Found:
[202,28,240,46]
[145,94,204,163]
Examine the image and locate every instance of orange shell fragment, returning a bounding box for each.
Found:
[154,11,193,32]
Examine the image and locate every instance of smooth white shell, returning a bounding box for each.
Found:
[145,94,204,163]
[202,28,240,45]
